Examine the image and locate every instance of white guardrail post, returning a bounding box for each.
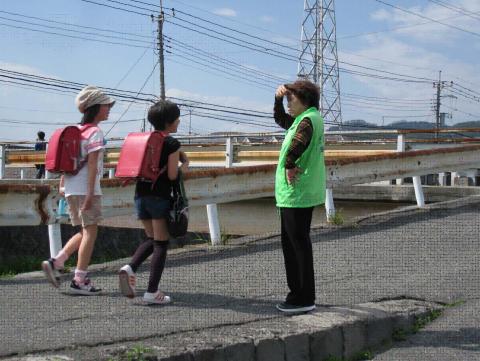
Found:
[438,172,446,186]
[325,188,335,221]
[0,145,5,179]
[396,134,405,185]
[108,168,115,179]
[451,171,458,186]
[206,204,221,246]
[412,176,425,207]
[225,137,234,168]
[205,137,234,246]
[48,223,63,258]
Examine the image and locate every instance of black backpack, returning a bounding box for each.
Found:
[168,171,189,238]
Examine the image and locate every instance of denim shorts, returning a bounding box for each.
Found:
[135,196,171,220]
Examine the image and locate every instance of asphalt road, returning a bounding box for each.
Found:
[1,198,479,359]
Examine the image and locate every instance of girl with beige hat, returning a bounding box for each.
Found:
[42,85,115,295]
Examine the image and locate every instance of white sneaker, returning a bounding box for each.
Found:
[119,265,136,298]
[143,291,171,305]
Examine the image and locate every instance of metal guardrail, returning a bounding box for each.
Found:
[2,144,479,225]
[2,132,480,250]
[3,127,480,175]
[4,149,396,167]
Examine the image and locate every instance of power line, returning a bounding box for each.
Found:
[4,5,439,87]
[0,14,152,45]
[338,12,467,39]
[427,0,480,21]
[105,61,159,136]
[0,9,153,39]
[452,82,480,97]
[165,19,435,84]
[0,67,276,118]
[171,8,300,53]
[0,22,153,49]
[104,0,158,13]
[165,35,291,83]
[78,0,153,16]
[443,104,480,118]
[114,47,151,88]
[167,46,279,89]
[374,0,480,38]
[167,54,274,92]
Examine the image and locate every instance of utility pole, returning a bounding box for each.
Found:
[433,70,453,139]
[188,109,192,144]
[158,0,166,100]
[434,71,442,134]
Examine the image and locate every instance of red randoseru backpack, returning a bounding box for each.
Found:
[45,124,98,174]
[115,131,166,182]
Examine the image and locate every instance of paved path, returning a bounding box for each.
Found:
[1,198,479,359]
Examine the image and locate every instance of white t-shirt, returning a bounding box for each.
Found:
[64,126,105,196]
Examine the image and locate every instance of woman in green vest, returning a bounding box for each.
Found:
[274,80,326,314]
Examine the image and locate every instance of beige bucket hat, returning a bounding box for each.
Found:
[75,85,115,113]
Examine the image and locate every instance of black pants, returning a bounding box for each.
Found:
[280,207,315,306]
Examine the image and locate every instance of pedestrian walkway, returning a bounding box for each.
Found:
[1,197,479,360]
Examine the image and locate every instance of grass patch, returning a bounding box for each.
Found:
[351,350,373,361]
[446,299,465,308]
[392,328,408,342]
[391,308,444,344]
[221,228,233,245]
[324,350,373,361]
[328,209,345,226]
[108,344,154,361]
[412,309,442,333]
[124,344,153,361]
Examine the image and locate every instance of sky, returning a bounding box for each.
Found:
[0,0,479,141]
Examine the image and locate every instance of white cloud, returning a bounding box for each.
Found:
[370,9,391,21]
[338,34,480,125]
[370,1,480,44]
[259,15,275,23]
[0,62,56,78]
[213,8,237,17]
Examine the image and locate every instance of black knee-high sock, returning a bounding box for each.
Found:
[147,240,169,293]
[129,237,154,273]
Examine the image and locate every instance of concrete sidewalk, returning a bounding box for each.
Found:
[1,197,479,360]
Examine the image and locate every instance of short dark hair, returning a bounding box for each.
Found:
[285,80,320,110]
[81,104,101,125]
[148,100,180,130]
[37,131,45,140]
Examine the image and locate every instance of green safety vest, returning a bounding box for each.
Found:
[275,107,326,208]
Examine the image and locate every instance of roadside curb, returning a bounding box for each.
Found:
[3,299,443,361]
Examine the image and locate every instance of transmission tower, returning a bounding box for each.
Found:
[298,0,342,124]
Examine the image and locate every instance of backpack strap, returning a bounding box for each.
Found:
[71,124,101,174]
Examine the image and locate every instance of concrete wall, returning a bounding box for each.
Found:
[0,225,198,273]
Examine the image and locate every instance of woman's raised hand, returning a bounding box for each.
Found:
[275,85,288,98]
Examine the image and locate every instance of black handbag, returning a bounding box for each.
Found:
[168,171,189,237]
